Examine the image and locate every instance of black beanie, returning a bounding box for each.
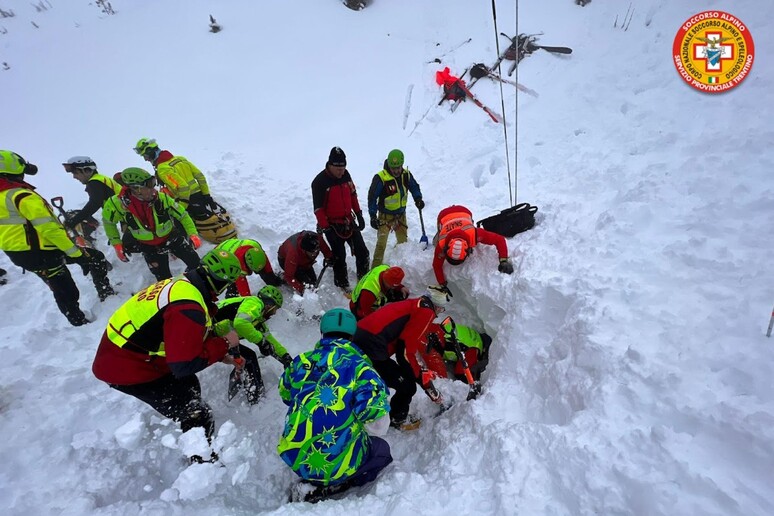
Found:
[328,146,346,167]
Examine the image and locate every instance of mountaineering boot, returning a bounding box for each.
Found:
[390,414,421,431]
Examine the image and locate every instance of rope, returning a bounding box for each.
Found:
[490,0,517,207]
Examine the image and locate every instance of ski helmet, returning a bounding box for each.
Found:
[244,247,267,273]
[387,149,404,169]
[445,238,469,265]
[120,167,153,186]
[258,285,283,309]
[426,285,452,309]
[63,156,97,173]
[0,150,27,175]
[133,137,159,156]
[380,266,405,289]
[319,308,357,337]
[201,249,243,283]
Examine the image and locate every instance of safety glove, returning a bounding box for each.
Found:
[370,216,379,230]
[415,199,425,210]
[323,256,336,267]
[498,258,514,274]
[355,211,366,231]
[190,235,202,249]
[113,244,129,263]
[279,354,293,368]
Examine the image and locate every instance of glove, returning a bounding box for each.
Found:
[438,283,452,296]
[498,258,514,274]
[316,224,327,235]
[415,199,425,210]
[257,336,273,356]
[279,354,293,368]
[355,212,366,232]
[426,332,442,353]
[113,244,129,263]
[370,215,379,230]
[323,256,336,267]
[420,368,437,390]
[203,194,219,211]
[190,235,202,249]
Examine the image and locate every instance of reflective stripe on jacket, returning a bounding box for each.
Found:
[106,277,209,355]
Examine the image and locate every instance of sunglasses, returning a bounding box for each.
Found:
[63,164,93,173]
[128,178,157,191]
[263,303,279,318]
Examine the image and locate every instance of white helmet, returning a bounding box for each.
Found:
[426,285,452,308]
[63,156,97,172]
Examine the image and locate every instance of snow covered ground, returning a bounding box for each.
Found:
[1,0,773,514]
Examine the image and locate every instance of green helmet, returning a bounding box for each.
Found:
[120,167,153,186]
[258,285,283,308]
[319,308,357,337]
[133,137,158,156]
[201,249,243,282]
[244,247,267,272]
[387,149,404,169]
[0,150,35,176]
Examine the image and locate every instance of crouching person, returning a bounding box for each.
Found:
[91,249,243,462]
[279,308,392,503]
[213,286,291,404]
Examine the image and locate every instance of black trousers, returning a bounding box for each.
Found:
[372,355,417,424]
[5,249,113,325]
[112,373,215,439]
[324,228,369,289]
[123,229,201,281]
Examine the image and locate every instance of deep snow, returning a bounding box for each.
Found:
[1,0,773,515]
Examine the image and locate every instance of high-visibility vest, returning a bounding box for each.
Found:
[106,277,210,356]
[375,169,410,213]
[351,264,390,307]
[437,207,476,248]
[90,173,122,198]
[0,185,80,256]
[443,324,484,361]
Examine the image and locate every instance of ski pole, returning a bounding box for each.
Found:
[418,208,429,250]
[767,305,774,337]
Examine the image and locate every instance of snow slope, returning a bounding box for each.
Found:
[1,0,773,514]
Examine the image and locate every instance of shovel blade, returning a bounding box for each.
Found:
[466,382,482,401]
[420,235,429,250]
[227,369,243,401]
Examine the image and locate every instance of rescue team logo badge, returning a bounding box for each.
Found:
[673,11,754,93]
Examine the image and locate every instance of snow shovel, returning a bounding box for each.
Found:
[441,316,482,400]
[767,305,774,337]
[50,196,90,249]
[418,208,429,250]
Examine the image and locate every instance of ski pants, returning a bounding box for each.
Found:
[324,228,369,289]
[371,212,408,268]
[348,436,393,487]
[111,373,215,440]
[372,355,417,424]
[5,248,112,325]
[123,229,201,281]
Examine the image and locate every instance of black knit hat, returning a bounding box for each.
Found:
[328,146,346,167]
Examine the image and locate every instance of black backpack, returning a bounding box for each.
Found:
[476,203,538,238]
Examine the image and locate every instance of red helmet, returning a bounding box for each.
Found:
[380,266,404,288]
[445,238,469,265]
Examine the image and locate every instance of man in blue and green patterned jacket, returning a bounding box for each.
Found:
[278,308,392,503]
